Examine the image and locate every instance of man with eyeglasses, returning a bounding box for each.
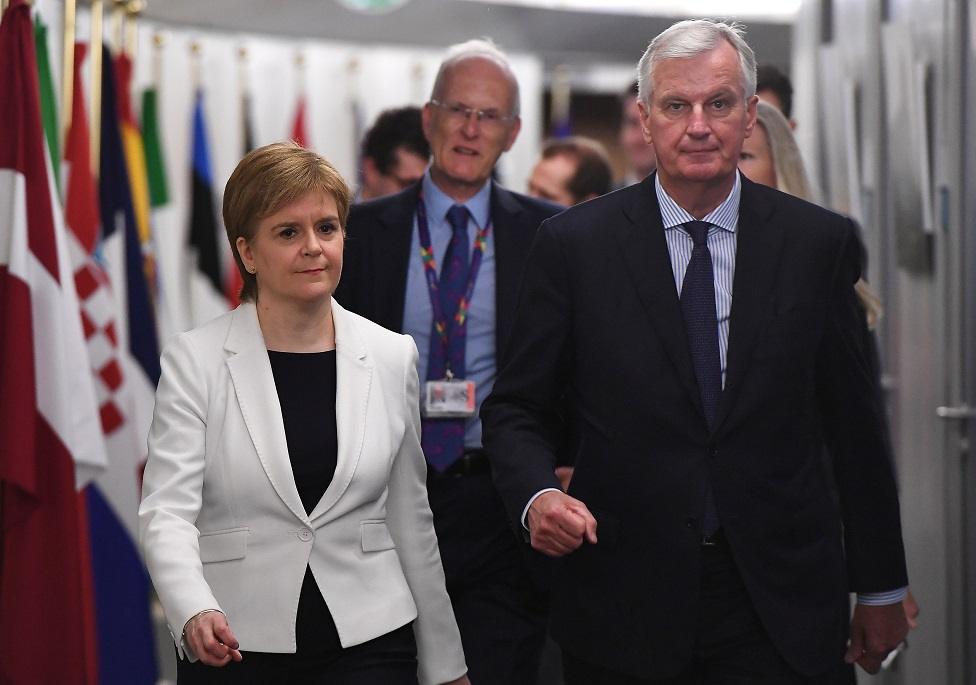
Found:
[337,39,562,685]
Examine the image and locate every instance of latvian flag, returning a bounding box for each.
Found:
[0,1,106,681]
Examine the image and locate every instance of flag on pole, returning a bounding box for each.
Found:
[34,15,61,194]
[115,52,158,300]
[0,2,103,680]
[188,89,225,301]
[291,94,308,147]
[141,83,178,337]
[224,87,258,307]
[242,88,256,153]
[91,41,160,684]
[142,87,170,208]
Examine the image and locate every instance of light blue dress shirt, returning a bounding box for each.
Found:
[402,170,496,450]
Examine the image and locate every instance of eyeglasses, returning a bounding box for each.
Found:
[429,99,517,127]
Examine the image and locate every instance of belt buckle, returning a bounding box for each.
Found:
[699,530,723,547]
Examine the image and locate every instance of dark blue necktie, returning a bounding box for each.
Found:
[422,205,470,471]
[680,221,721,535]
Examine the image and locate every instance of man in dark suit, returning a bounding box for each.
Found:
[336,40,561,685]
[481,19,910,684]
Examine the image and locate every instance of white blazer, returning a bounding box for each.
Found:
[139,300,465,685]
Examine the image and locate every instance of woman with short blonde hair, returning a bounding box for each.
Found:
[141,142,469,685]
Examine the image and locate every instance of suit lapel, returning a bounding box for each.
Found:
[490,185,534,350]
[224,304,308,524]
[617,177,704,418]
[374,184,420,332]
[714,179,784,433]
[308,300,372,522]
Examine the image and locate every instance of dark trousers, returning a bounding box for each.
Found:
[177,568,418,685]
[563,538,856,685]
[427,470,548,685]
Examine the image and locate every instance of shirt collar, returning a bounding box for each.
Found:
[654,171,741,232]
[422,169,493,230]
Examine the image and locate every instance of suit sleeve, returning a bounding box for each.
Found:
[816,222,909,593]
[138,333,221,659]
[385,336,466,685]
[481,218,574,531]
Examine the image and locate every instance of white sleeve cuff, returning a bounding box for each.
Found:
[857,587,909,605]
[521,488,562,530]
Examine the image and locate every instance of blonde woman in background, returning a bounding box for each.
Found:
[739,100,919,629]
[740,101,885,327]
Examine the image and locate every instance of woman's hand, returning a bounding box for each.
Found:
[184,610,243,667]
[440,676,471,685]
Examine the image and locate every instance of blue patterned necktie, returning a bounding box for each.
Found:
[422,204,470,471]
[680,221,722,535]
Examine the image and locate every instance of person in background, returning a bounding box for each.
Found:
[483,19,909,683]
[739,99,921,631]
[618,80,657,184]
[337,39,562,685]
[140,142,468,685]
[360,106,431,201]
[756,63,797,130]
[527,136,613,206]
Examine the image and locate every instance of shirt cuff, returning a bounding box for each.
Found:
[857,587,909,605]
[521,488,563,530]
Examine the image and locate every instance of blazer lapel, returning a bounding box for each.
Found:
[617,177,704,419]
[224,304,308,524]
[308,300,372,522]
[714,179,784,433]
[374,183,421,332]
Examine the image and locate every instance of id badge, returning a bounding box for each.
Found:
[424,378,477,418]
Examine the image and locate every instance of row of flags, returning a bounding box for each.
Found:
[0,0,316,681]
[0,1,322,679]
[0,0,160,680]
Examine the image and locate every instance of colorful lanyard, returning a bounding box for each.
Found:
[416,191,492,369]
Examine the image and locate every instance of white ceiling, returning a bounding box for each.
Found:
[139,0,793,76]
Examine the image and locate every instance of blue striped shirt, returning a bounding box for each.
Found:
[655,173,739,388]
[655,172,907,607]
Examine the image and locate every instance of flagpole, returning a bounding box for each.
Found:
[238,44,249,95]
[124,0,143,59]
[61,0,76,143]
[190,39,201,90]
[90,0,103,178]
[152,30,165,89]
[111,0,125,56]
[295,49,306,97]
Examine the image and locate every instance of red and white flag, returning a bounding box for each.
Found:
[0,1,105,681]
[291,94,309,148]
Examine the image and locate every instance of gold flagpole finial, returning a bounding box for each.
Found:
[190,39,203,89]
[152,31,166,88]
[111,0,126,55]
[238,44,250,95]
[124,0,144,59]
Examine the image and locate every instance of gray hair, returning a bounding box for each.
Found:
[637,19,757,107]
[430,38,521,117]
[754,100,814,201]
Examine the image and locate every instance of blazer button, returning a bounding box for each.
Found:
[298,529,313,542]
